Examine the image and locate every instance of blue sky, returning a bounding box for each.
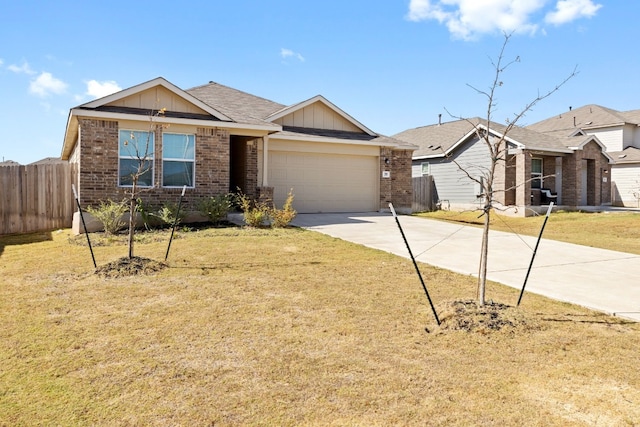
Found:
[0,0,635,164]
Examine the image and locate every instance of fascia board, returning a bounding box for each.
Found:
[413,153,446,160]
[61,113,79,160]
[70,108,280,132]
[270,133,398,147]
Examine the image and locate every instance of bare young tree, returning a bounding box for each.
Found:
[120,108,166,258]
[449,33,577,306]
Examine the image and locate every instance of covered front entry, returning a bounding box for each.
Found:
[261,140,380,213]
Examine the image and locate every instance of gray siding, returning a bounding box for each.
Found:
[413,137,491,206]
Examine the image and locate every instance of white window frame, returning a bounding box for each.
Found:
[421,162,430,176]
[118,129,155,188]
[531,157,543,189]
[162,132,196,188]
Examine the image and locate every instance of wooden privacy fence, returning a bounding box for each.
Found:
[0,163,77,235]
[412,175,435,212]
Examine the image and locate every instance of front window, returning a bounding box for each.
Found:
[162,133,195,187]
[531,158,542,189]
[119,130,154,187]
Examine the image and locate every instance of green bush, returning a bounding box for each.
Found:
[136,198,160,230]
[271,189,297,228]
[86,199,127,235]
[156,201,186,226]
[198,194,232,224]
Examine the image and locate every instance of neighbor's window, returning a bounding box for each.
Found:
[421,162,430,175]
[531,158,542,189]
[162,133,195,187]
[119,130,154,187]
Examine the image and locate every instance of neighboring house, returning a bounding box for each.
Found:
[28,157,66,165]
[61,77,415,230]
[394,117,612,215]
[527,104,640,207]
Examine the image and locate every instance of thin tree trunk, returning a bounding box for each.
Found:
[128,182,136,259]
[477,206,490,306]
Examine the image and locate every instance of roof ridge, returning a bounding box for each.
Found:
[187,81,286,110]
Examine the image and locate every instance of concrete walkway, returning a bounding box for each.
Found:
[291,212,640,322]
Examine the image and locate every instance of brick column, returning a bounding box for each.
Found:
[380,148,413,213]
[515,151,531,207]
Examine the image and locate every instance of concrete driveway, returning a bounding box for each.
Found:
[292,212,640,322]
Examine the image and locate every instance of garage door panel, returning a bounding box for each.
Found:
[268,150,378,213]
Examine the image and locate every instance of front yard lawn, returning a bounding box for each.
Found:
[1,225,639,425]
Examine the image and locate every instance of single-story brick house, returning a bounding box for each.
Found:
[394,117,612,215]
[526,104,640,207]
[61,77,416,229]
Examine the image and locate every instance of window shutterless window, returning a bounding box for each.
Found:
[118,130,154,187]
[421,162,430,175]
[162,133,195,187]
[531,158,542,189]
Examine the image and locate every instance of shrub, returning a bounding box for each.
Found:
[238,192,271,227]
[271,189,297,228]
[155,201,186,226]
[198,194,232,224]
[136,198,159,230]
[86,199,127,235]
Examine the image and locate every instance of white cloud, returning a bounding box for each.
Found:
[85,79,121,99]
[280,48,305,62]
[8,61,36,75]
[0,58,4,66]
[545,0,602,25]
[408,0,601,40]
[29,72,68,97]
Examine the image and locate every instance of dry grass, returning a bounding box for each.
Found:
[1,226,639,426]
[419,209,640,255]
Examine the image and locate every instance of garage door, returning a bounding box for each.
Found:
[268,150,379,213]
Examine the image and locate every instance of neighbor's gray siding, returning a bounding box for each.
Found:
[413,137,491,206]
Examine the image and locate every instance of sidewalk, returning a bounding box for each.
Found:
[291,212,640,322]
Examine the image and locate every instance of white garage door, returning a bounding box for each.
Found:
[268,150,379,213]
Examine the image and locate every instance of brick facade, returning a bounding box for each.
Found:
[75,119,416,217]
[76,118,232,212]
[380,147,413,212]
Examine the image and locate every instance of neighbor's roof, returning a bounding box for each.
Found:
[393,117,590,159]
[527,104,640,133]
[608,146,640,164]
[28,157,65,165]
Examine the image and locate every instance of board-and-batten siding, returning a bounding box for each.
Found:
[414,137,491,206]
[273,102,361,132]
[587,127,624,151]
[611,164,640,207]
[110,87,210,116]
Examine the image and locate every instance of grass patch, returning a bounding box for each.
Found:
[419,209,640,254]
[1,226,639,425]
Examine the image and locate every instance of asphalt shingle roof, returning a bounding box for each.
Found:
[393,117,581,157]
[187,82,285,126]
[608,146,640,164]
[526,104,640,133]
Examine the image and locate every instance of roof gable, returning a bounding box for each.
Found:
[267,95,375,136]
[81,77,231,121]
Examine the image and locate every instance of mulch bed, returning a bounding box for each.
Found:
[435,299,543,333]
[95,256,167,278]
